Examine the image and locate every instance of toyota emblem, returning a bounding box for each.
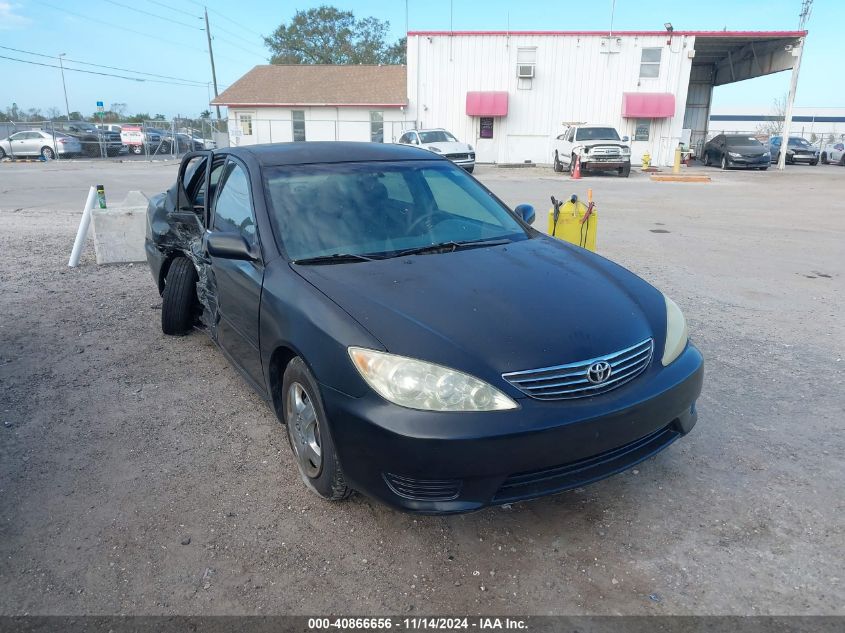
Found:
[586,361,612,384]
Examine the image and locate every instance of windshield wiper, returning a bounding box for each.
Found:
[293,253,380,265]
[391,238,512,258]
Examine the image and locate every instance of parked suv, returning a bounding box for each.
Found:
[52,121,122,157]
[551,124,631,177]
[396,129,475,172]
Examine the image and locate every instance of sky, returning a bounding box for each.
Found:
[0,0,839,119]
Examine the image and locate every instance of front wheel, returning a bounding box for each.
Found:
[721,154,729,170]
[821,152,828,164]
[553,152,563,172]
[839,154,845,166]
[703,152,711,167]
[161,257,198,335]
[0,147,6,159]
[41,146,55,160]
[282,357,352,501]
[618,164,631,178]
[464,165,474,174]
[810,159,818,166]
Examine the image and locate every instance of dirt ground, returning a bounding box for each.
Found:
[0,159,843,616]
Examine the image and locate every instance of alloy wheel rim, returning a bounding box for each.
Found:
[286,382,322,478]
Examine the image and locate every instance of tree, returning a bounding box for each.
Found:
[200,110,212,119]
[264,5,405,64]
[153,114,166,121]
[756,95,787,137]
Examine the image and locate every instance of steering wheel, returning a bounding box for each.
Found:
[406,211,439,235]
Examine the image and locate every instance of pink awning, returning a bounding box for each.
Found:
[466,91,509,116]
[622,92,675,118]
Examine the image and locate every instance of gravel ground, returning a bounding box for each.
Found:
[0,160,843,616]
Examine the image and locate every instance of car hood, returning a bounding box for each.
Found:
[577,139,628,148]
[292,237,666,388]
[422,141,471,154]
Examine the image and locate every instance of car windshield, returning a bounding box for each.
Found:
[788,137,812,148]
[418,131,458,144]
[263,160,528,261]
[576,127,621,141]
[726,135,764,149]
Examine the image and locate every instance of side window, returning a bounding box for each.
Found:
[424,169,497,223]
[292,110,306,142]
[192,159,226,209]
[410,132,419,145]
[379,171,413,203]
[836,143,844,151]
[212,162,256,242]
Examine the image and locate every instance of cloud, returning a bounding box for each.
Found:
[0,2,30,30]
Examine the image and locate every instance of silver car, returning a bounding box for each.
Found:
[0,130,82,159]
[396,129,476,172]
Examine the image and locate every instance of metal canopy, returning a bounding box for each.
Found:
[692,33,804,86]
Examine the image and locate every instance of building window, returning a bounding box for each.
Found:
[480,117,494,139]
[370,111,384,143]
[517,47,537,89]
[640,48,661,78]
[238,113,253,136]
[292,110,305,142]
[634,119,651,141]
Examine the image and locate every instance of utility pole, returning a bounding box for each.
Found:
[204,7,221,120]
[58,53,70,120]
[777,0,812,170]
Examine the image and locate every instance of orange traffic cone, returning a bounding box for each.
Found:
[571,154,582,179]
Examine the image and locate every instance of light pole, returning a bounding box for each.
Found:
[58,53,70,120]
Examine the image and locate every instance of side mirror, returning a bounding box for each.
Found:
[207,232,257,261]
[514,203,536,225]
[622,135,630,142]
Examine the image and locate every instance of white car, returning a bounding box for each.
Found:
[551,124,631,177]
[0,130,82,159]
[396,129,475,172]
[820,141,845,165]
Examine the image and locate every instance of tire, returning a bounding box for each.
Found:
[553,152,563,172]
[106,146,120,157]
[759,166,769,171]
[131,145,143,155]
[703,152,711,167]
[840,154,845,166]
[40,146,55,160]
[464,166,474,173]
[821,152,828,164]
[619,164,631,178]
[282,357,352,501]
[0,147,6,159]
[570,154,578,174]
[810,159,818,166]
[721,154,728,170]
[161,257,198,335]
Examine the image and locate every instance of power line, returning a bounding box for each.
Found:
[212,33,267,59]
[102,0,203,30]
[0,45,207,85]
[146,0,203,20]
[186,0,264,38]
[0,54,209,87]
[38,1,206,54]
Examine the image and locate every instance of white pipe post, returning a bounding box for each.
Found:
[778,38,804,170]
[68,186,97,267]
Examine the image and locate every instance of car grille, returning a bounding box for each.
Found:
[492,423,680,503]
[445,153,473,161]
[502,338,654,400]
[589,146,622,156]
[383,473,462,501]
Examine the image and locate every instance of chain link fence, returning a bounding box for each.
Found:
[0,118,229,161]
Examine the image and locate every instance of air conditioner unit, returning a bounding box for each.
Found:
[517,64,535,78]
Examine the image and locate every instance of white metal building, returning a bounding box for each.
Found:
[407,30,806,166]
[211,65,412,146]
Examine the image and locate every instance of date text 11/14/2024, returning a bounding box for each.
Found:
[307,617,528,630]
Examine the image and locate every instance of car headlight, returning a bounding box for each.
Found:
[348,347,518,412]
[662,295,689,366]
[728,151,741,158]
[763,152,771,157]
[429,146,442,153]
[621,147,631,155]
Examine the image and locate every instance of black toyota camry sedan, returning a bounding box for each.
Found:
[145,142,703,514]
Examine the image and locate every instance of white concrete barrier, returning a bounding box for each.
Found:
[91,190,148,265]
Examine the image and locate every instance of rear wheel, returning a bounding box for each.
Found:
[161,257,198,335]
[40,146,55,160]
[282,357,351,501]
[839,154,845,166]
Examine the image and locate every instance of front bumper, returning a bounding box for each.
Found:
[727,155,769,168]
[322,344,704,514]
[581,158,630,171]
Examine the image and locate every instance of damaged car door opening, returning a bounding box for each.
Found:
[145,141,703,515]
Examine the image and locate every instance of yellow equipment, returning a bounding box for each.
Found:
[642,150,651,169]
[548,191,598,252]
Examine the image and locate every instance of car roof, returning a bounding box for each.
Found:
[221,141,443,166]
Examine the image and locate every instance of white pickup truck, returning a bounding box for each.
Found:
[551,124,631,177]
